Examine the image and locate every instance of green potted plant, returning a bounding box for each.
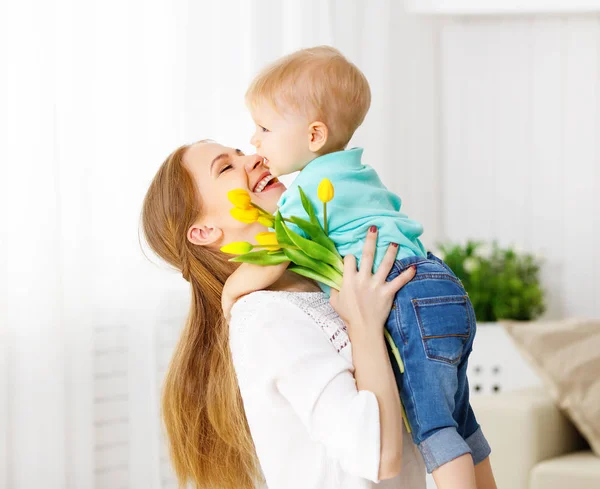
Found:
[437,240,545,322]
[436,240,546,395]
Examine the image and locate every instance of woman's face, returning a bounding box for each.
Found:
[183,141,285,249]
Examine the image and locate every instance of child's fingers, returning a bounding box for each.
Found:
[386,266,416,295]
[328,288,338,307]
[221,296,234,321]
[375,242,399,283]
[358,226,378,277]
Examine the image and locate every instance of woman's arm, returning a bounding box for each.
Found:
[222,261,289,320]
[230,294,385,482]
[329,227,416,480]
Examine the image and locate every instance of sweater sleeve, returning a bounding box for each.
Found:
[230,293,382,482]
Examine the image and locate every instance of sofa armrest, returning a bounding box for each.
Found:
[471,388,586,489]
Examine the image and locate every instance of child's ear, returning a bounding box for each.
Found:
[308,121,328,152]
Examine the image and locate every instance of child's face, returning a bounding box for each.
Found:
[249,104,313,178]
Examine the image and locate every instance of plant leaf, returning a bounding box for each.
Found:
[288,216,340,258]
[283,247,343,284]
[298,186,320,227]
[274,211,295,248]
[288,265,341,290]
[229,250,289,266]
[279,218,343,274]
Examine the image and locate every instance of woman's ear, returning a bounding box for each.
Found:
[187,223,223,246]
[308,121,329,153]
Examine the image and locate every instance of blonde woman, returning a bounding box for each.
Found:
[141,140,426,489]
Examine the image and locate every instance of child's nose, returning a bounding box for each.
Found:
[250,133,260,148]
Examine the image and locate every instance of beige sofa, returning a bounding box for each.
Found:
[472,388,600,489]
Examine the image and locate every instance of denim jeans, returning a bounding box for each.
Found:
[385,252,491,473]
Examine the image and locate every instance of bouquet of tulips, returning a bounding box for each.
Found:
[221,179,344,290]
[221,179,412,432]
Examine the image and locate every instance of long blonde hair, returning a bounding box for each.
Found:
[140,144,263,489]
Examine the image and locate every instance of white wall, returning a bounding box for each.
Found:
[439,14,600,319]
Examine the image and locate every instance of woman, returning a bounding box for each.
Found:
[141,140,426,489]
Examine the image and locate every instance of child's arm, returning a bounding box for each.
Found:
[222,261,290,320]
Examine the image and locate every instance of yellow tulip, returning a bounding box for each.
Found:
[257,215,275,228]
[230,207,260,224]
[227,189,252,209]
[255,232,279,248]
[317,178,334,203]
[220,241,254,255]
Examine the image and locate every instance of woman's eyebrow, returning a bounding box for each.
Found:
[209,149,245,175]
[209,153,230,175]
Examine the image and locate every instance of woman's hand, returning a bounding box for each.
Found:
[329,226,416,480]
[329,226,416,332]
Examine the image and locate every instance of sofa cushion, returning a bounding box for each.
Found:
[472,388,585,489]
[530,451,600,489]
[503,318,600,456]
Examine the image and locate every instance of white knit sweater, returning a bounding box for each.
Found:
[229,290,426,489]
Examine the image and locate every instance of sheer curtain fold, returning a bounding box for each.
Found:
[0,1,438,488]
[2,1,190,488]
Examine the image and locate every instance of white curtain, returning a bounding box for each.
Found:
[0,1,438,488]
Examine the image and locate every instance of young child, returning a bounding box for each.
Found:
[224,46,495,488]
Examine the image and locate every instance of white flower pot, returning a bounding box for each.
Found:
[467,322,542,396]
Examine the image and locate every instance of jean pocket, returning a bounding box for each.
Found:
[412,295,471,365]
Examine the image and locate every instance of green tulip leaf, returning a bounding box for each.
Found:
[298,186,320,228]
[288,265,341,290]
[279,218,343,274]
[283,247,343,285]
[229,250,289,266]
[274,211,295,248]
[288,216,341,258]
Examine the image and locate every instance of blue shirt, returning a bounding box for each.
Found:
[277,148,427,293]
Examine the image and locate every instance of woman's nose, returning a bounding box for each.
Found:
[244,154,263,173]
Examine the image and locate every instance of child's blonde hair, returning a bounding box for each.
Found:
[246,46,371,151]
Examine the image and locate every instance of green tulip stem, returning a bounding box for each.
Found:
[383,330,411,433]
[257,245,300,251]
[323,203,328,235]
[249,203,298,227]
[251,203,274,217]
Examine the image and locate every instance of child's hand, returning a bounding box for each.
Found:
[222,261,290,321]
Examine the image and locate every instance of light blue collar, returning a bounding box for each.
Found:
[302,147,364,173]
